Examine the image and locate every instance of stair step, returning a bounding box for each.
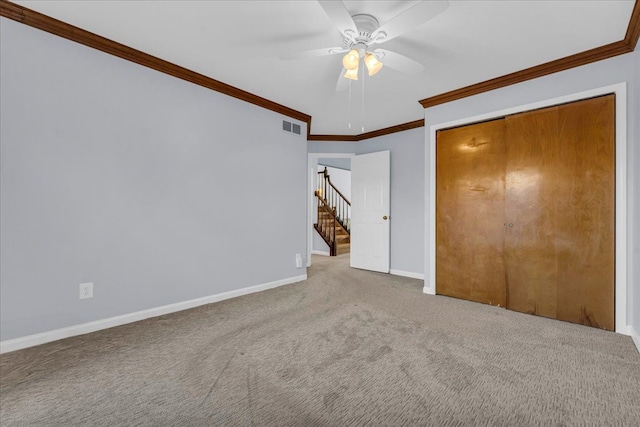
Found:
[318,211,346,217]
[318,215,346,222]
[336,242,350,255]
[314,225,349,235]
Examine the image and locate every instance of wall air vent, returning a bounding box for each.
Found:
[282,120,302,136]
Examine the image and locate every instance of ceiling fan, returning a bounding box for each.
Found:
[281,1,449,89]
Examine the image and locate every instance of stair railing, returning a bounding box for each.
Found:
[317,167,351,233]
[315,196,338,255]
[314,167,351,256]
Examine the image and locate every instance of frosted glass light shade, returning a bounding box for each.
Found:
[342,49,360,71]
[364,53,383,76]
[344,68,359,81]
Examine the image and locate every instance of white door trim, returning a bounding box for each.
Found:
[426,83,628,335]
[308,153,356,267]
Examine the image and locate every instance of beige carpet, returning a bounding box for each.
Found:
[1,254,639,426]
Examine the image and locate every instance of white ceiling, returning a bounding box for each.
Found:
[15,0,635,135]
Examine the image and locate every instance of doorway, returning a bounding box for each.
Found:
[307,151,392,272]
[314,159,352,256]
[307,153,354,267]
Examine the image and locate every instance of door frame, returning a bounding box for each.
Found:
[307,152,355,267]
[427,83,628,335]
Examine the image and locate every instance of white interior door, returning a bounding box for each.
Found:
[350,151,390,272]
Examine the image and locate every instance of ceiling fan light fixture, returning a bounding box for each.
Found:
[364,53,383,76]
[342,49,360,71]
[344,68,359,81]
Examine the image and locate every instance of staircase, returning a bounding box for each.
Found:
[314,167,351,256]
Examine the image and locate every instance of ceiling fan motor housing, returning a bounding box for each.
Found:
[344,14,385,56]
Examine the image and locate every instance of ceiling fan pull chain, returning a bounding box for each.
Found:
[361,64,365,133]
[348,80,352,129]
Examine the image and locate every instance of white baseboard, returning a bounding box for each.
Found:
[422,286,435,295]
[0,274,307,354]
[630,325,640,354]
[311,250,330,256]
[390,269,424,280]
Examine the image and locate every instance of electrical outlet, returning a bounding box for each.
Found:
[295,253,303,268]
[79,282,93,300]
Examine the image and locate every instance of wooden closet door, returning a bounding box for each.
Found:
[504,107,561,319]
[505,95,615,330]
[436,119,506,307]
[556,95,615,330]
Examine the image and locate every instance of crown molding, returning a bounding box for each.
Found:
[0,0,311,124]
[357,119,424,140]
[308,119,424,142]
[626,0,640,51]
[308,134,359,142]
[2,0,637,141]
[419,0,640,109]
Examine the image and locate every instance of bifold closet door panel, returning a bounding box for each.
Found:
[556,95,615,330]
[505,108,560,319]
[436,119,506,307]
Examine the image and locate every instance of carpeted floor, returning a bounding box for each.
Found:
[1,254,639,426]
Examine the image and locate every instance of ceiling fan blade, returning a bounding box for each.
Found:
[318,0,357,40]
[375,49,425,74]
[372,1,449,43]
[279,47,347,60]
[336,68,349,92]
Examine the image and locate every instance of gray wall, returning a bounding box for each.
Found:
[0,18,308,341]
[318,158,351,171]
[423,49,640,335]
[633,50,640,339]
[319,165,351,201]
[311,158,329,254]
[308,126,425,275]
